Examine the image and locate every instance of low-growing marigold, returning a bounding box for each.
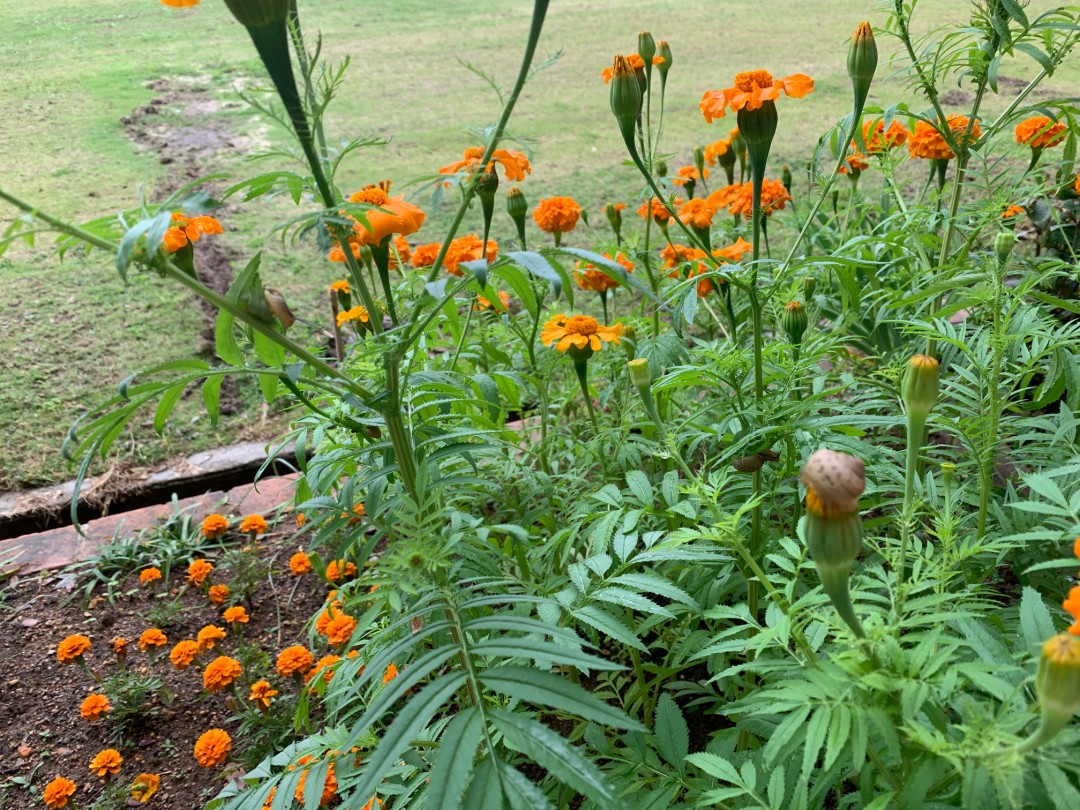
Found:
[42,776,77,809]
[306,654,342,685]
[326,559,357,583]
[194,728,232,768]
[169,639,200,670]
[139,568,162,585]
[532,196,581,236]
[223,606,249,625]
[1015,115,1067,149]
[276,645,315,677]
[130,773,161,804]
[239,514,268,535]
[80,694,112,721]
[196,624,227,651]
[138,628,168,651]
[248,680,279,711]
[57,634,92,664]
[541,315,623,353]
[208,584,230,605]
[315,602,343,635]
[201,514,229,539]
[290,550,312,575]
[112,637,128,659]
[337,305,370,327]
[203,656,243,692]
[89,748,123,777]
[700,68,814,121]
[325,614,358,647]
[187,559,214,586]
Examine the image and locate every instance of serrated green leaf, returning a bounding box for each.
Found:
[479,666,643,730]
[654,694,689,772]
[428,708,484,810]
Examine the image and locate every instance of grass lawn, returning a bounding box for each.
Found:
[0,0,1074,488]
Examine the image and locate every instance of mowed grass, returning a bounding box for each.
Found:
[0,0,1075,488]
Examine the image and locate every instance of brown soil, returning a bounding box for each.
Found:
[0,530,326,809]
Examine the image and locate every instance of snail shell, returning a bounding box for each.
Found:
[800,449,865,513]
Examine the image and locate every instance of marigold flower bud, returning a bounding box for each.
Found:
[782,164,793,193]
[656,40,672,82]
[781,300,808,344]
[476,170,499,250]
[693,146,707,183]
[610,55,643,152]
[605,203,623,241]
[800,449,867,638]
[628,357,651,390]
[637,31,656,69]
[848,22,877,119]
[506,186,528,246]
[655,160,668,178]
[737,98,778,180]
[621,323,637,360]
[1018,634,1080,751]
[803,275,816,299]
[995,230,1017,261]
[901,354,940,421]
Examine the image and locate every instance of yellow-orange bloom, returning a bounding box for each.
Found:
[315,601,343,636]
[678,198,716,229]
[673,166,708,186]
[203,656,243,692]
[305,654,342,685]
[294,758,338,806]
[326,559,358,583]
[276,645,315,677]
[112,637,128,659]
[329,279,350,294]
[196,624,227,652]
[475,291,511,310]
[290,550,312,575]
[139,568,162,585]
[348,183,426,246]
[187,559,214,586]
[169,639,200,670]
[839,152,869,175]
[130,773,161,804]
[248,680,279,711]
[541,315,624,353]
[201,514,229,539]
[383,662,399,684]
[138,628,168,651]
[715,237,753,263]
[348,503,366,524]
[194,729,231,768]
[700,69,814,122]
[908,116,982,161]
[532,196,581,236]
[637,197,683,224]
[444,234,498,275]
[57,634,92,664]
[337,305,370,327]
[601,52,645,82]
[162,212,222,253]
[1015,115,1067,149]
[223,606,249,625]
[80,694,112,721]
[42,776,77,809]
[208,584,230,605]
[325,614,358,647]
[89,749,123,778]
[438,146,532,182]
[1002,204,1025,219]
[239,514,268,535]
[726,180,791,218]
[861,119,908,153]
[575,253,633,293]
[411,242,441,269]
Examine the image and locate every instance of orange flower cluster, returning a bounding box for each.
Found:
[194,728,232,768]
[541,315,623,353]
[239,514,268,535]
[413,234,498,276]
[138,628,168,651]
[79,693,111,721]
[139,567,162,585]
[438,146,532,182]
[601,52,644,82]
[203,655,243,692]
[162,212,222,253]
[57,634,91,664]
[290,550,312,575]
[170,639,200,670]
[700,69,814,122]
[673,165,708,186]
[533,196,581,236]
[908,116,982,160]
[197,624,227,652]
[223,606,249,625]
[188,559,214,586]
[1015,115,1067,149]
[861,119,908,153]
[574,253,633,293]
[839,152,869,175]
[713,180,792,218]
[678,198,716,229]
[306,654,342,686]
[277,645,315,677]
[637,197,683,224]
[208,584,230,605]
[324,613,358,647]
[89,748,123,778]
[337,305,370,327]
[704,137,732,164]
[201,514,229,539]
[42,776,77,809]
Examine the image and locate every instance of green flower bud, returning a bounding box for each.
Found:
[476,170,499,249]
[637,31,656,69]
[781,300,808,344]
[223,0,291,28]
[737,100,778,181]
[995,230,1017,262]
[628,357,651,389]
[782,164,793,194]
[506,186,528,245]
[693,146,707,182]
[847,21,878,119]
[655,160,668,178]
[800,449,867,638]
[609,55,643,157]
[1019,634,1080,752]
[803,276,816,299]
[901,354,940,421]
[605,203,623,238]
[656,40,672,83]
[621,323,637,360]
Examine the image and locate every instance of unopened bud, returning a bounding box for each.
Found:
[803,276,816,299]
[737,97,778,179]
[628,357,651,389]
[506,186,528,245]
[223,0,290,28]
[782,164,793,193]
[693,146,707,182]
[655,160,668,178]
[656,40,672,83]
[637,31,656,68]
[605,203,623,237]
[901,354,940,420]
[848,22,878,118]
[781,300,808,344]
[995,230,1016,261]
[621,323,637,360]
[610,55,643,155]
[1020,635,1080,751]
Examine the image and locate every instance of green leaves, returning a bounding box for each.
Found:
[653,694,689,772]
[480,666,644,731]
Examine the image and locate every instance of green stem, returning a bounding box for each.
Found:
[574,358,600,434]
[897,411,927,618]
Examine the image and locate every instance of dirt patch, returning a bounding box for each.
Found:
[0,530,327,809]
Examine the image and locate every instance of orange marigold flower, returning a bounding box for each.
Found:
[208,584,230,605]
[201,514,229,539]
[1015,115,1067,149]
[57,634,92,664]
[290,550,312,575]
[187,559,214,586]
[443,233,498,276]
[196,624,227,652]
[1002,204,1025,219]
[194,729,232,768]
[541,314,623,353]
[79,694,112,721]
[715,237,753,263]
[276,645,315,677]
[89,748,123,778]
[861,119,908,153]
[203,656,243,692]
[700,69,814,122]
[411,242,441,269]
[347,182,426,246]
[294,759,338,806]
[130,773,160,804]
[161,0,200,7]
[315,602,343,635]
[361,798,384,810]
[161,212,222,253]
[704,137,732,164]
[673,165,708,186]
[239,514,268,535]
[329,279,350,294]
[383,662,399,684]
[348,503,366,524]
[705,184,743,212]
[438,146,532,182]
[112,637,128,659]
[908,116,982,161]
[1073,536,1080,560]
[678,198,716,229]
[139,567,162,585]
[636,197,683,224]
[532,196,581,236]
[839,152,869,175]
[575,252,633,293]
[328,241,361,263]
[475,290,511,310]
[324,614,358,647]
[305,654,342,685]
[601,52,645,82]
[223,606,249,625]
[169,640,200,670]
[389,234,412,270]
[660,243,700,275]
[248,680,279,711]
[337,305,370,327]
[42,776,77,809]
[138,628,168,651]
[727,179,791,218]
[326,559,358,583]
